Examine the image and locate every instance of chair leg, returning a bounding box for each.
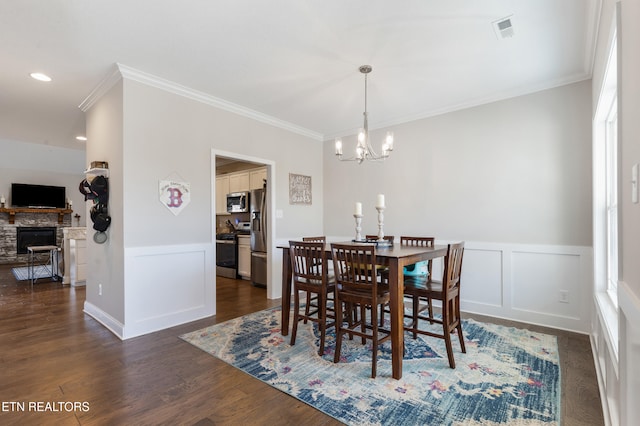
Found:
[455,299,466,353]
[304,292,311,324]
[290,289,300,346]
[442,309,456,369]
[333,298,344,364]
[345,302,355,340]
[359,304,366,345]
[371,305,379,378]
[317,293,327,356]
[427,296,434,324]
[456,322,466,354]
[412,295,419,339]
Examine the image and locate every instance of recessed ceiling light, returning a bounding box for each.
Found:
[76,136,87,141]
[30,72,52,82]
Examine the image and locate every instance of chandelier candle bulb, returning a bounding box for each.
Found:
[335,138,343,156]
[386,132,394,150]
[376,194,385,209]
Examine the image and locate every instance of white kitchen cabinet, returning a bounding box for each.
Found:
[249,167,267,190]
[229,172,249,193]
[237,235,251,279]
[215,175,230,215]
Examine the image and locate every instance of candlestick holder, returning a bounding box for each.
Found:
[376,206,385,241]
[353,213,364,242]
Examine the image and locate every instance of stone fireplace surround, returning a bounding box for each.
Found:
[0,211,71,265]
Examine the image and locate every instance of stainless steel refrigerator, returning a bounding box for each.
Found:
[250,184,267,287]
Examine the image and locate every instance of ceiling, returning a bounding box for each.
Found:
[1,0,600,151]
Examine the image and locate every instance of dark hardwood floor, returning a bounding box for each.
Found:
[0,265,603,425]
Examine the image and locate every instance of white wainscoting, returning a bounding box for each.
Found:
[120,243,215,339]
[617,281,640,425]
[284,237,592,334]
[434,241,593,334]
[435,241,592,333]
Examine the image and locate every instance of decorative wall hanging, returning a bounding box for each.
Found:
[159,179,191,215]
[289,173,312,205]
[79,171,111,244]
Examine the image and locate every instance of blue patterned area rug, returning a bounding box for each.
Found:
[11,266,55,281]
[180,306,560,425]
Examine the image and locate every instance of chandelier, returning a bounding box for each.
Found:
[335,65,394,164]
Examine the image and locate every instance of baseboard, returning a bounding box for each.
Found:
[83,301,125,340]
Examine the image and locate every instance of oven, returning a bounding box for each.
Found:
[216,233,237,278]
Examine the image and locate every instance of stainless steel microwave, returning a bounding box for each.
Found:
[226,191,249,213]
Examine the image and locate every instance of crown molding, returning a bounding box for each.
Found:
[78,65,122,112]
[79,63,323,141]
[116,64,323,141]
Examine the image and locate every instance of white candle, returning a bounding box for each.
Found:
[0,195,4,204]
[376,194,385,208]
[69,200,73,207]
[354,202,362,216]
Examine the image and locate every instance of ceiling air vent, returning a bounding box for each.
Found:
[493,15,514,39]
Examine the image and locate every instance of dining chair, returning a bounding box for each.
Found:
[331,243,391,378]
[301,236,327,323]
[400,236,435,324]
[403,242,466,368]
[289,240,335,356]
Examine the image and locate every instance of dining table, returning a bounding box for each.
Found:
[279,240,448,380]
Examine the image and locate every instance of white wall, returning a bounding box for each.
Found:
[83,77,125,330]
[323,81,593,333]
[323,81,592,246]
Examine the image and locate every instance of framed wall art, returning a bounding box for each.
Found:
[289,173,312,205]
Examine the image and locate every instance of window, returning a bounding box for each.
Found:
[605,96,618,306]
[594,32,618,312]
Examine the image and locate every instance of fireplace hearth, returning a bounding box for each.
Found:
[16,227,57,254]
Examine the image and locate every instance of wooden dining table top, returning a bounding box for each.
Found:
[279,240,448,379]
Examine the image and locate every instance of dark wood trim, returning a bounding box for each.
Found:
[0,207,73,224]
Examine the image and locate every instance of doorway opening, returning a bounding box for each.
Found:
[212,150,275,300]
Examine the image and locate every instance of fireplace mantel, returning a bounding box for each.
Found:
[0,207,73,224]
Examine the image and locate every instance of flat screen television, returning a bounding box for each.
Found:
[11,183,66,208]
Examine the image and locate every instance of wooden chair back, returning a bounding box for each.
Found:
[400,236,435,276]
[331,243,381,299]
[302,236,326,243]
[442,241,465,297]
[289,240,328,284]
[400,236,434,247]
[366,235,394,243]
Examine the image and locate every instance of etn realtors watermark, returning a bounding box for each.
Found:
[2,401,90,412]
